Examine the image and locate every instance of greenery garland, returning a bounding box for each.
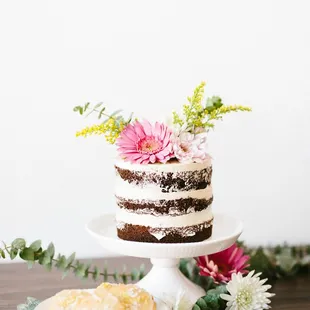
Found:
[1,239,309,310]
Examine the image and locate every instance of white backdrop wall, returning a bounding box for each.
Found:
[1,0,309,259]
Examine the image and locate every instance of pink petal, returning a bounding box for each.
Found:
[134,121,146,139]
[150,154,156,163]
[153,122,161,136]
[141,119,152,136]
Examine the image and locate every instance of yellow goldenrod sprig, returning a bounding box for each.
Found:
[172,82,251,132]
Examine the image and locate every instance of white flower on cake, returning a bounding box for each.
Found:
[172,130,209,164]
[220,270,275,310]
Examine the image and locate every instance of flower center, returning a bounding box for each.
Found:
[138,137,162,154]
[180,143,189,153]
[236,288,253,308]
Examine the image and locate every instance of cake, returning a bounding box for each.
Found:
[74,81,251,244]
[46,283,156,310]
[115,158,213,243]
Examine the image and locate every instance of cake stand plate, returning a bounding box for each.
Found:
[85,213,243,307]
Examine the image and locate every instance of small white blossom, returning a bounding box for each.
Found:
[172,131,209,164]
[220,271,275,310]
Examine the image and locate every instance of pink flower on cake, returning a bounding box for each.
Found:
[116,120,174,164]
[172,130,209,163]
[195,243,250,284]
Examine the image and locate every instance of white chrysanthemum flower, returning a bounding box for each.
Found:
[172,131,209,163]
[220,271,275,310]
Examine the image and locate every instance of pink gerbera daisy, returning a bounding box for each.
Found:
[116,120,174,164]
[195,243,250,284]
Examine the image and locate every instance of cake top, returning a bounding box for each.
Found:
[74,81,251,165]
[47,283,156,310]
[115,157,211,172]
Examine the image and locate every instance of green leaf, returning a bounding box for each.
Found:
[94,102,103,109]
[66,252,76,266]
[39,251,52,266]
[93,266,99,281]
[0,248,5,258]
[98,107,106,119]
[10,248,18,260]
[44,262,52,272]
[73,106,82,112]
[113,270,119,282]
[110,109,122,118]
[20,248,35,261]
[196,298,208,308]
[12,238,26,250]
[83,102,90,112]
[55,255,67,269]
[130,268,139,281]
[139,264,145,280]
[75,263,86,279]
[103,263,108,282]
[46,243,55,259]
[29,240,41,252]
[192,305,200,310]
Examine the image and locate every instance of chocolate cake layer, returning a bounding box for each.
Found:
[115,166,212,192]
[116,196,213,216]
[117,221,213,243]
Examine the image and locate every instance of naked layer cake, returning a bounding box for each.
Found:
[75,81,251,244]
[115,158,213,243]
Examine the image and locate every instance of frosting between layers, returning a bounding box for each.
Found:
[116,207,213,228]
[115,175,213,200]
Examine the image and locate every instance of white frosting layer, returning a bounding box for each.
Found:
[115,157,211,173]
[115,175,213,200]
[116,207,213,228]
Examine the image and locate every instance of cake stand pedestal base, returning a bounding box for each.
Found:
[137,258,205,306]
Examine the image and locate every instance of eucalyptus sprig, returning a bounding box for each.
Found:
[1,238,145,283]
[172,81,251,132]
[74,102,134,144]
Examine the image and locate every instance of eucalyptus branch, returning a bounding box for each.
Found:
[73,102,133,144]
[0,238,145,284]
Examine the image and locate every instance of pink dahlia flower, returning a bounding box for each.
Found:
[195,243,250,284]
[116,120,174,164]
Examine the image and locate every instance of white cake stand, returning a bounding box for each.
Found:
[85,213,243,307]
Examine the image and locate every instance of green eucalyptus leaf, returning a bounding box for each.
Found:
[12,238,26,250]
[83,102,90,112]
[192,305,200,310]
[66,252,76,266]
[103,265,108,282]
[30,240,41,252]
[41,251,52,266]
[20,248,35,261]
[93,266,99,281]
[94,102,103,109]
[98,107,106,119]
[0,248,5,258]
[44,262,52,271]
[113,271,119,282]
[75,263,86,279]
[139,264,145,280]
[10,248,18,260]
[130,268,139,281]
[55,255,67,269]
[46,243,55,258]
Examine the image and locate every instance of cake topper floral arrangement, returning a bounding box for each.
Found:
[74,82,251,164]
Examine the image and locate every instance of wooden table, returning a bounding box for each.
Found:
[0,258,309,309]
